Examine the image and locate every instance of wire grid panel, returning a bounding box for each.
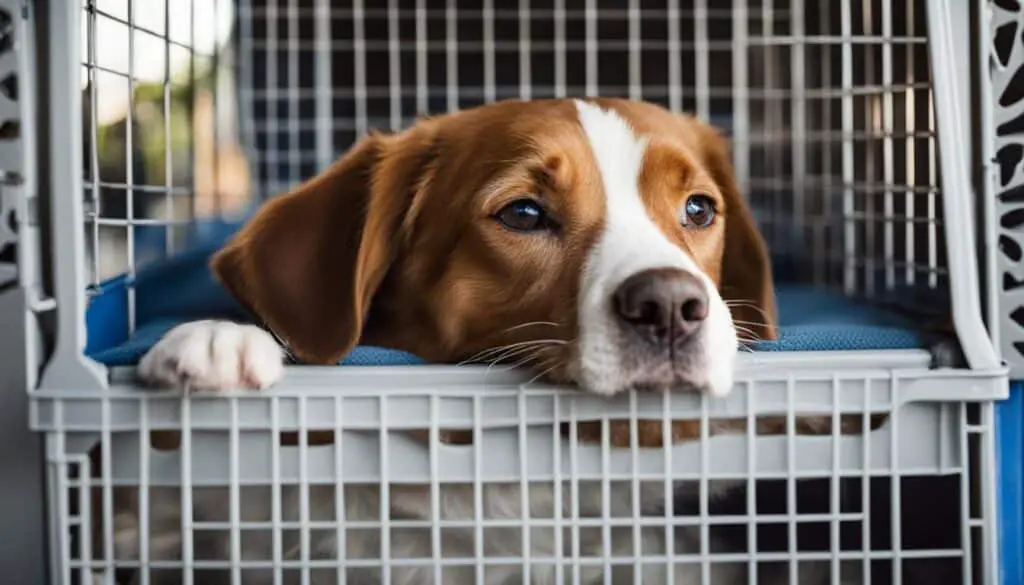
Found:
[80,0,242,289]
[34,366,998,585]
[235,0,947,301]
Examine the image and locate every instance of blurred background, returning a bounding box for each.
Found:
[83,0,247,283]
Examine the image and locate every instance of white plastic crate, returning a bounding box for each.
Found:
[0,0,1011,584]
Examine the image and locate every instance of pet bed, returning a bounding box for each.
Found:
[83,214,929,367]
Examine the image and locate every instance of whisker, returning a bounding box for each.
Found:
[484,343,556,366]
[501,321,562,334]
[524,360,564,386]
[733,327,762,341]
[459,338,567,366]
[484,348,550,376]
[724,300,774,322]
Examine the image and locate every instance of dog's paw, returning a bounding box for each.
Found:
[137,320,285,394]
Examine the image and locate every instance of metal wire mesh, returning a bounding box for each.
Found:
[59,1,997,584]
[231,0,946,302]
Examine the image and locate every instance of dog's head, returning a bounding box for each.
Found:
[212,98,776,397]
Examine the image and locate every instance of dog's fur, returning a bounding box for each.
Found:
[107,98,861,585]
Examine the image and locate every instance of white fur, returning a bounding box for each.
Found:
[573,100,738,398]
[137,320,285,394]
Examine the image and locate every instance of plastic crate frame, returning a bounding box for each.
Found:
[0,0,1010,584]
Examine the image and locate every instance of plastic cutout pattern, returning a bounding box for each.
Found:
[0,4,19,290]
[994,0,1024,371]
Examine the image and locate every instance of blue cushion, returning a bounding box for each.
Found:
[83,214,925,367]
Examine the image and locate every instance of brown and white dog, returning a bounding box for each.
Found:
[112,98,856,584]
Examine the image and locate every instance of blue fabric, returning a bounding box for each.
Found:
[83,214,924,367]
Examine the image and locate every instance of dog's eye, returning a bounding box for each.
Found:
[682,194,715,228]
[495,199,549,232]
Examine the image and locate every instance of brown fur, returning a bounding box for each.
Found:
[206,98,860,448]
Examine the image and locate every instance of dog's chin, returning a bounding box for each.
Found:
[574,355,734,398]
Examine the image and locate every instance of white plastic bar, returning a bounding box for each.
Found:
[890,378,902,585]
[627,0,640,101]
[667,0,681,112]
[785,376,796,585]
[379,395,391,585]
[517,392,531,581]
[315,0,333,169]
[429,395,441,585]
[519,0,530,100]
[632,392,642,585]
[266,0,279,192]
[289,0,300,184]
[388,0,402,129]
[730,0,749,192]
[39,0,107,392]
[700,393,710,585]
[553,392,564,585]
[238,1,260,197]
[600,414,610,582]
[746,381,757,584]
[77,456,91,585]
[473,395,483,583]
[569,401,580,585]
[978,0,1000,349]
[554,0,566,98]
[925,0,1001,369]
[124,0,137,331]
[139,398,150,585]
[829,375,841,585]
[815,0,832,286]
[230,398,241,585]
[840,0,855,296]
[182,0,195,222]
[333,396,347,585]
[927,89,937,289]
[584,0,596,96]
[272,397,283,585]
[353,0,368,136]
[763,1,779,251]
[903,0,917,286]
[661,390,674,585]
[958,405,972,585]
[48,428,71,585]
[299,397,311,585]
[882,0,895,291]
[862,378,873,585]
[181,399,194,585]
[445,0,458,112]
[483,0,495,103]
[415,0,427,114]
[86,2,101,286]
[979,404,1000,585]
[862,2,877,298]
[694,0,709,120]
[790,0,805,267]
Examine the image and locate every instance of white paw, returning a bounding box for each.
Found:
[137,320,285,394]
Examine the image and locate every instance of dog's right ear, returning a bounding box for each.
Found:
[211,125,437,364]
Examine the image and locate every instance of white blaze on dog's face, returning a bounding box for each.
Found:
[574,100,739,397]
[210,97,777,398]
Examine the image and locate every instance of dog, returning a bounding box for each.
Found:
[107,97,858,585]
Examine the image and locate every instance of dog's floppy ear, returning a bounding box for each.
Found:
[211,125,436,364]
[697,124,778,341]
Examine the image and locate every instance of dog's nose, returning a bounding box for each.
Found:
[613,268,709,346]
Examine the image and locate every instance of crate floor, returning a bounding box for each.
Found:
[83,216,930,367]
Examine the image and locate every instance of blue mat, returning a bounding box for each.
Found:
[84,214,926,367]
